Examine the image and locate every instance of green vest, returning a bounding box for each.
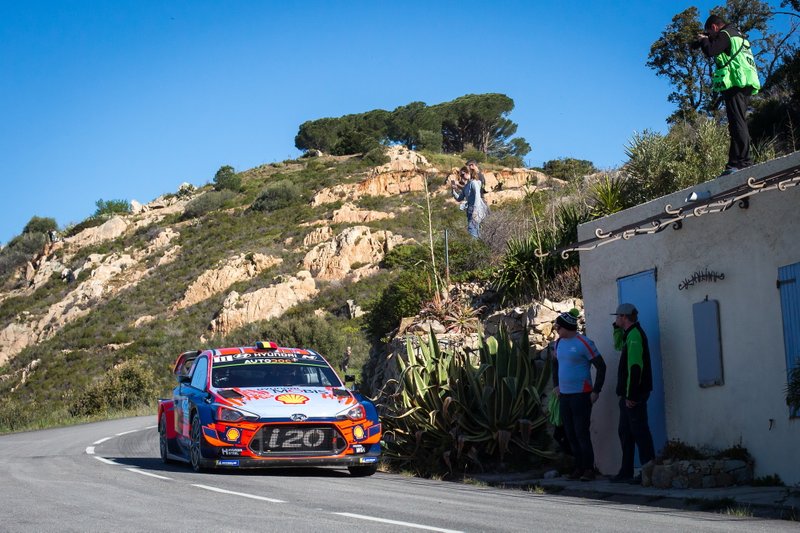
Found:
[712,30,761,95]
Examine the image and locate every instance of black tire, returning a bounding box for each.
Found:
[189,414,207,472]
[158,415,175,464]
[348,464,378,477]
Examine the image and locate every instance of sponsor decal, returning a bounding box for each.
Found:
[216,459,240,467]
[360,456,378,463]
[224,427,241,443]
[352,425,366,441]
[275,393,309,405]
[290,413,308,421]
[221,448,242,456]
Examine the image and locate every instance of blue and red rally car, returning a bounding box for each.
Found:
[157,341,381,476]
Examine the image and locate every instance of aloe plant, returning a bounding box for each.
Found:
[381,325,553,475]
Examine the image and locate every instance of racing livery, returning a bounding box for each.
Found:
[157,341,381,476]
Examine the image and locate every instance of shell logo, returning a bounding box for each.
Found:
[225,427,241,442]
[275,393,309,405]
[352,425,365,440]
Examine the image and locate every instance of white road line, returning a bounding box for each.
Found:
[93,456,118,465]
[93,437,112,445]
[192,484,285,503]
[115,430,137,436]
[144,425,157,429]
[125,468,172,480]
[333,512,463,533]
[85,446,95,455]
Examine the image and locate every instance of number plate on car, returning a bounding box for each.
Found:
[251,425,340,455]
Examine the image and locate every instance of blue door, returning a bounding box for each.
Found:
[778,262,800,418]
[617,269,668,455]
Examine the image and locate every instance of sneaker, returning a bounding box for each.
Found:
[720,167,739,176]
[566,469,582,480]
[610,473,633,483]
[580,469,596,481]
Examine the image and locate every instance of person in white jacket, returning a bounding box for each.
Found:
[451,165,488,238]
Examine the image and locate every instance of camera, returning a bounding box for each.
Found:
[690,31,709,50]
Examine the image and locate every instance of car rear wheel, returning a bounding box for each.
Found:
[189,415,207,472]
[348,464,378,477]
[159,415,175,464]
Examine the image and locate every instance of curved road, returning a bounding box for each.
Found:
[0,416,793,532]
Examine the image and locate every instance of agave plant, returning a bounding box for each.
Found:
[380,331,460,473]
[450,326,552,464]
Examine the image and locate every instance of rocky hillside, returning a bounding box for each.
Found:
[0,146,566,417]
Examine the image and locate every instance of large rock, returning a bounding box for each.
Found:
[302,226,406,281]
[331,203,395,224]
[209,271,318,336]
[65,217,129,248]
[174,253,282,310]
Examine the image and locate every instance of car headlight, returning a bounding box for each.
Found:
[337,404,366,421]
[213,405,258,422]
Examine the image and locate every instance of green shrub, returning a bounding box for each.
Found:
[181,190,237,220]
[366,270,434,341]
[251,179,302,212]
[94,199,131,217]
[213,165,242,192]
[69,360,159,417]
[624,117,727,204]
[460,148,486,164]
[0,232,48,279]
[63,216,106,238]
[417,130,443,152]
[22,216,58,235]
[362,146,390,166]
[542,158,597,181]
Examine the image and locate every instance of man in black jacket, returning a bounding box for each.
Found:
[696,14,761,174]
[610,303,655,484]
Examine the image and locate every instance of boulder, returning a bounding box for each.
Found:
[209,271,318,336]
[302,226,406,281]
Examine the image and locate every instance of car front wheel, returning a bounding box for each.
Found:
[189,415,207,472]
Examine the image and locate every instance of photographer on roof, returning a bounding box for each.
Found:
[693,14,761,176]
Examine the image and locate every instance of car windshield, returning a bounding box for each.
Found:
[211,362,341,388]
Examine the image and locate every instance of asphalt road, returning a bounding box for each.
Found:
[0,416,794,532]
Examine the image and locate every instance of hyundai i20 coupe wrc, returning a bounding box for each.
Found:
[157,341,381,476]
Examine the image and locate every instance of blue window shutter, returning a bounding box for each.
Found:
[778,262,800,418]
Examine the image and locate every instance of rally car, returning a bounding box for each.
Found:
[157,341,381,476]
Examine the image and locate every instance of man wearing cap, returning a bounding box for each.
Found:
[611,303,656,484]
[552,308,606,481]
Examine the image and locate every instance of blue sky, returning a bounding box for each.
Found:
[0,1,779,244]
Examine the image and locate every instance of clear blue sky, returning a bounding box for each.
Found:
[0,0,771,245]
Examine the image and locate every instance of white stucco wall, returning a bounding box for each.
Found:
[578,152,800,484]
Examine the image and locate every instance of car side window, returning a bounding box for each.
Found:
[190,356,208,390]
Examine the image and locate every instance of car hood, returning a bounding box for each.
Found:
[213,386,358,419]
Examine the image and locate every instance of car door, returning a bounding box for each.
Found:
[175,355,209,445]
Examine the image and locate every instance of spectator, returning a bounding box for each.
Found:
[696,14,761,175]
[451,165,489,239]
[552,308,606,481]
[610,303,656,484]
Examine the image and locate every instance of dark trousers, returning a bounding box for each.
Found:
[560,393,594,471]
[723,87,753,170]
[617,396,655,477]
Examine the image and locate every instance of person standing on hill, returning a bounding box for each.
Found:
[552,308,607,481]
[611,303,656,484]
[451,165,488,238]
[695,14,761,175]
